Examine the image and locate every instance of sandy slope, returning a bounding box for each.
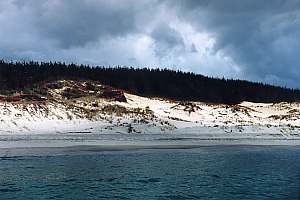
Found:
[1,92,300,139]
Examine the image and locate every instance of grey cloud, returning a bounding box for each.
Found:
[0,0,300,88]
[32,0,139,48]
[151,23,185,56]
[168,0,300,87]
[12,0,155,48]
[190,44,197,53]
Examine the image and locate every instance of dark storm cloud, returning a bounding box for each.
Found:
[167,0,300,87]
[151,23,185,55]
[1,0,300,87]
[14,0,141,48]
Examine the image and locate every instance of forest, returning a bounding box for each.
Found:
[0,60,299,104]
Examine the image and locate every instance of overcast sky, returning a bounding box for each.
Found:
[1,0,300,88]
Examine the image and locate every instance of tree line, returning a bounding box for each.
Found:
[0,60,299,104]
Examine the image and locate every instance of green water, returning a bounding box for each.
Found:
[0,146,299,199]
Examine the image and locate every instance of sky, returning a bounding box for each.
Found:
[1,0,300,88]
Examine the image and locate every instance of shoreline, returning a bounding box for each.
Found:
[1,134,300,150]
[1,140,300,158]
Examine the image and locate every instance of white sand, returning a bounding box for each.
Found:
[1,93,300,143]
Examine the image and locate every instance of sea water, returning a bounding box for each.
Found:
[0,146,300,200]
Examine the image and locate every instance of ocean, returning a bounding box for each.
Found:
[0,145,300,199]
